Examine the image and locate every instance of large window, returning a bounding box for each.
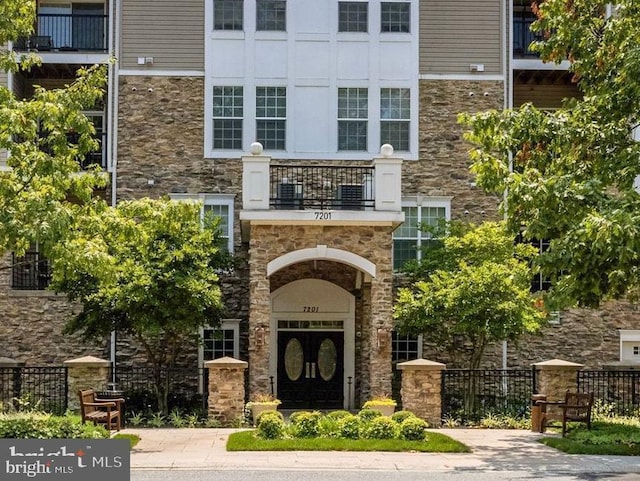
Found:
[214,0,244,30]
[256,86,286,150]
[393,200,450,270]
[392,332,422,362]
[338,2,368,33]
[381,2,410,33]
[202,320,240,361]
[12,245,51,290]
[212,86,243,150]
[380,88,410,151]
[528,238,551,292]
[256,0,286,31]
[338,88,368,151]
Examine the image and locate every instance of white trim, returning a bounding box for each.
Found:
[419,74,505,81]
[511,59,571,71]
[118,69,205,77]
[198,319,241,393]
[267,245,376,278]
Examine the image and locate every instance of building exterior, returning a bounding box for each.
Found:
[1,1,638,410]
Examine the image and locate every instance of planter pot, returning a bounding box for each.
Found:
[366,404,396,416]
[251,403,279,425]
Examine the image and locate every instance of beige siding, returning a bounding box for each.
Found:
[120,0,204,70]
[0,70,7,88]
[514,82,580,109]
[420,0,503,75]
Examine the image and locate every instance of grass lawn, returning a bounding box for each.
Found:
[227,430,470,452]
[113,433,141,449]
[540,421,640,456]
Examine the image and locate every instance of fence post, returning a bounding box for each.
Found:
[63,356,111,412]
[0,357,25,410]
[205,356,248,427]
[532,359,584,401]
[397,359,446,426]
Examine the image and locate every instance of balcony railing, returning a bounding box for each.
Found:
[14,13,108,52]
[270,165,375,210]
[513,15,541,58]
[68,131,108,170]
[12,251,52,290]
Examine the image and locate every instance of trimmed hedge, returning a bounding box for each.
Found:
[0,412,110,439]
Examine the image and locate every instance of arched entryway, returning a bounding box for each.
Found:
[270,279,355,409]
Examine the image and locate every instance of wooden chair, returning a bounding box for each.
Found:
[78,389,124,431]
[537,390,594,437]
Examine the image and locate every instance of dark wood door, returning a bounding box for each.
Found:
[277,331,344,409]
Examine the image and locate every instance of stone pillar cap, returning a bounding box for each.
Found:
[0,357,25,367]
[397,359,446,371]
[205,356,248,369]
[63,355,110,367]
[532,359,584,369]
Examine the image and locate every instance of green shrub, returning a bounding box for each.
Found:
[317,415,341,438]
[357,409,382,422]
[256,411,286,440]
[478,413,529,429]
[288,411,308,424]
[391,410,416,424]
[326,410,352,420]
[399,417,428,441]
[290,411,322,438]
[148,412,166,428]
[338,414,361,439]
[361,416,397,440]
[255,409,284,425]
[0,413,109,439]
[169,409,186,428]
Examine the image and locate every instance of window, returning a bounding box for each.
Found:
[381,2,410,33]
[256,86,286,150]
[338,88,368,151]
[393,200,450,270]
[214,0,243,30]
[392,332,422,362]
[338,2,368,33]
[524,238,552,292]
[202,321,240,360]
[12,246,51,290]
[212,86,243,150]
[256,0,286,31]
[380,88,410,151]
[634,346,639,356]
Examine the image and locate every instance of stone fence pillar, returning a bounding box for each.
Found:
[63,356,110,411]
[533,358,583,402]
[397,359,446,426]
[206,356,248,426]
[0,357,25,410]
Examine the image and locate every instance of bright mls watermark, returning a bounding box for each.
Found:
[1,439,129,480]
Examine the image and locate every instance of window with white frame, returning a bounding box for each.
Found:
[256,0,286,31]
[392,332,422,362]
[381,2,410,33]
[214,0,244,30]
[338,88,368,151]
[380,88,410,151]
[256,86,286,150]
[201,320,240,361]
[213,86,243,150]
[393,200,450,270]
[338,2,368,33]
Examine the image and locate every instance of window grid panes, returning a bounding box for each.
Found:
[530,238,552,292]
[204,204,231,252]
[214,0,244,30]
[203,328,235,360]
[256,0,286,31]
[381,2,410,33]
[338,2,368,32]
[256,86,286,150]
[392,332,419,362]
[11,246,51,290]
[393,205,447,270]
[212,86,243,149]
[338,87,368,151]
[380,88,410,151]
[634,346,640,356]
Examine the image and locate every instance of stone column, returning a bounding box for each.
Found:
[397,359,446,426]
[0,357,25,410]
[64,356,110,411]
[248,256,271,397]
[367,262,394,398]
[533,359,583,401]
[206,357,248,426]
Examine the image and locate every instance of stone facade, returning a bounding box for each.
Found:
[397,359,446,426]
[64,356,111,411]
[205,357,247,426]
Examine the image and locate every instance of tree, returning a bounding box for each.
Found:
[460,0,640,308]
[51,198,228,414]
[394,221,546,369]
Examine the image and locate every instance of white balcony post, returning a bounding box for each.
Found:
[242,142,271,211]
[373,144,403,212]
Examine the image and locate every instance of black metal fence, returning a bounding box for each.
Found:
[0,367,68,415]
[15,14,108,52]
[270,164,375,210]
[110,366,209,415]
[442,369,535,422]
[578,370,640,416]
[11,251,52,290]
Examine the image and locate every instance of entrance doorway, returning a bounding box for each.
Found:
[277,330,344,409]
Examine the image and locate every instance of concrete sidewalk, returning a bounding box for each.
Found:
[124,427,640,473]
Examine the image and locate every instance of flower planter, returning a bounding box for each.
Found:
[366,404,396,416]
[251,403,280,425]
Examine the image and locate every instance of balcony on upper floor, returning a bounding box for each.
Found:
[14,4,109,54]
[513,0,540,60]
[240,143,404,232]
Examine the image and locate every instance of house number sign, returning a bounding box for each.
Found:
[314,211,332,220]
[303,306,319,312]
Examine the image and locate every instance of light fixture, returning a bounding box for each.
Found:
[255,326,265,346]
[377,328,389,349]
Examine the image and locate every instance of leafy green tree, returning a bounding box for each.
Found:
[51,198,228,414]
[460,0,640,308]
[394,222,546,369]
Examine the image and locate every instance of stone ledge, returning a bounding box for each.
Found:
[533,359,584,370]
[205,356,248,369]
[63,356,110,367]
[397,359,446,371]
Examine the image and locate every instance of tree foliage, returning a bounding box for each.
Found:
[460,0,640,308]
[52,198,228,413]
[394,222,545,369]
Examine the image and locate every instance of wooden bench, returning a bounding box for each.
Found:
[536,390,594,437]
[78,389,124,431]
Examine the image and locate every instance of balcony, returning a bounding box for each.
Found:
[240,143,404,230]
[15,12,108,52]
[513,8,540,59]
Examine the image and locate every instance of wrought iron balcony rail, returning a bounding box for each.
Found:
[14,13,108,52]
[67,131,108,169]
[12,251,52,290]
[513,16,542,58]
[270,164,375,210]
